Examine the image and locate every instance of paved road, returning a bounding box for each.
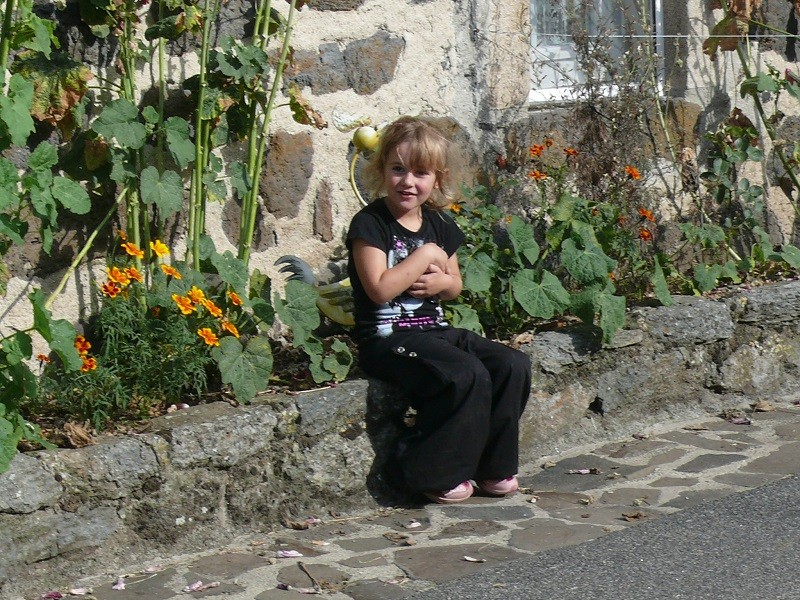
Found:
[411,474,800,600]
[32,403,800,600]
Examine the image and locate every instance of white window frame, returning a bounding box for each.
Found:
[529,0,664,104]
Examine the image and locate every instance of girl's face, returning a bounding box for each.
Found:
[382,142,438,216]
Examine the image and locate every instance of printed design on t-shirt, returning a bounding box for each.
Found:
[374,233,445,337]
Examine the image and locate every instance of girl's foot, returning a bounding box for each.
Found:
[476,476,519,496]
[424,481,474,504]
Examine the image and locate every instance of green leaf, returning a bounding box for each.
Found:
[0,215,27,246]
[693,263,722,293]
[28,142,58,172]
[165,117,195,169]
[92,99,147,149]
[322,338,353,382]
[52,176,90,214]
[561,238,616,285]
[212,335,273,403]
[507,216,539,265]
[0,75,35,147]
[141,106,159,124]
[140,167,183,220]
[229,161,250,198]
[779,244,800,268]
[29,289,82,370]
[446,303,483,334]
[511,269,555,319]
[651,256,673,306]
[2,332,32,366]
[550,194,581,222]
[595,292,626,344]
[274,280,320,343]
[210,251,248,291]
[461,251,494,293]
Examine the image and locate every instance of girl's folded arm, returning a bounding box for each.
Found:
[353,239,446,304]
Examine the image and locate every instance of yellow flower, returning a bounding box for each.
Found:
[172,293,196,315]
[221,320,240,338]
[81,356,97,372]
[125,267,144,283]
[74,335,91,355]
[150,240,170,258]
[121,242,144,259]
[188,286,206,303]
[201,298,223,318]
[448,203,462,213]
[197,327,220,347]
[101,281,122,298]
[227,291,243,306]
[161,264,182,279]
[107,266,131,287]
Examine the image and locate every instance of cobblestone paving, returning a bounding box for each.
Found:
[40,402,800,600]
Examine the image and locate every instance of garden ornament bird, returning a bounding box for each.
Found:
[275,255,355,327]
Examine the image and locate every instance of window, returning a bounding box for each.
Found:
[529,0,664,103]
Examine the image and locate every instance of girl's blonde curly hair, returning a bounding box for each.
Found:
[361,116,459,209]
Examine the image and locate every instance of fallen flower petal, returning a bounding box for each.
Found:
[276,550,303,558]
[111,577,126,590]
[729,416,752,425]
[276,583,320,594]
[463,556,486,563]
[182,581,220,592]
[68,588,91,595]
[40,592,63,599]
[310,540,330,546]
[404,520,422,529]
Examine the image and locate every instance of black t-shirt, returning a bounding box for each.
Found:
[346,198,465,341]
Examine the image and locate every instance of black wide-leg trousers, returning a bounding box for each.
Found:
[360,328,531,492]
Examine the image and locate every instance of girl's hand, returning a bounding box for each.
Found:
[407,263,451,298]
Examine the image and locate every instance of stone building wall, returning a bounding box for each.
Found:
[2,0,799,351]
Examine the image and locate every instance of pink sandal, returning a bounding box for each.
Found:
[476,476,519,496]
[424,481,474,504]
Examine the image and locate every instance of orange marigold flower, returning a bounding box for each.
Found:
[152,306,161,317]
[197,327,220,347]
[638,207,655,222]
[107,266,131,287]
[544,138,554,147]
[172,293,196,315]
[201,298,223,318]
[638,228,653,241]
[121,242,144,259]
[625,165,642,180]
[529,144,546,158]
[117,230,128,241]
[161,264,182,279]
[150,239,170,258]
[449,203,462,213]
[101,280,122,298]
[564,147,579,157]
[221,320,240,338]
[227,291,243,306]
[74,335,91,355]
[125,267,143,283]
[81,356,97,372]
[37,353,51,364]
[188,286,205,303]
[528,169,548,181]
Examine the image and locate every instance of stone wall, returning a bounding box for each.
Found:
[3,280,800,597]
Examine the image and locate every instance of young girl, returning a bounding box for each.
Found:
[346,116,531,504]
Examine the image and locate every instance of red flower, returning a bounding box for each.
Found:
[638,228,653,241]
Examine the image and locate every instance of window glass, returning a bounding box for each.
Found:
[530,0,661,102]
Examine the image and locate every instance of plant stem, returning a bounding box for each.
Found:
[0,0,15,87]
[45,192,127,310]
[239,0,296,266]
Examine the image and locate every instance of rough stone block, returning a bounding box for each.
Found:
[632,296,735,346]
[731,280,800,326]
[165,405,278,468]
[0,453,61,514]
